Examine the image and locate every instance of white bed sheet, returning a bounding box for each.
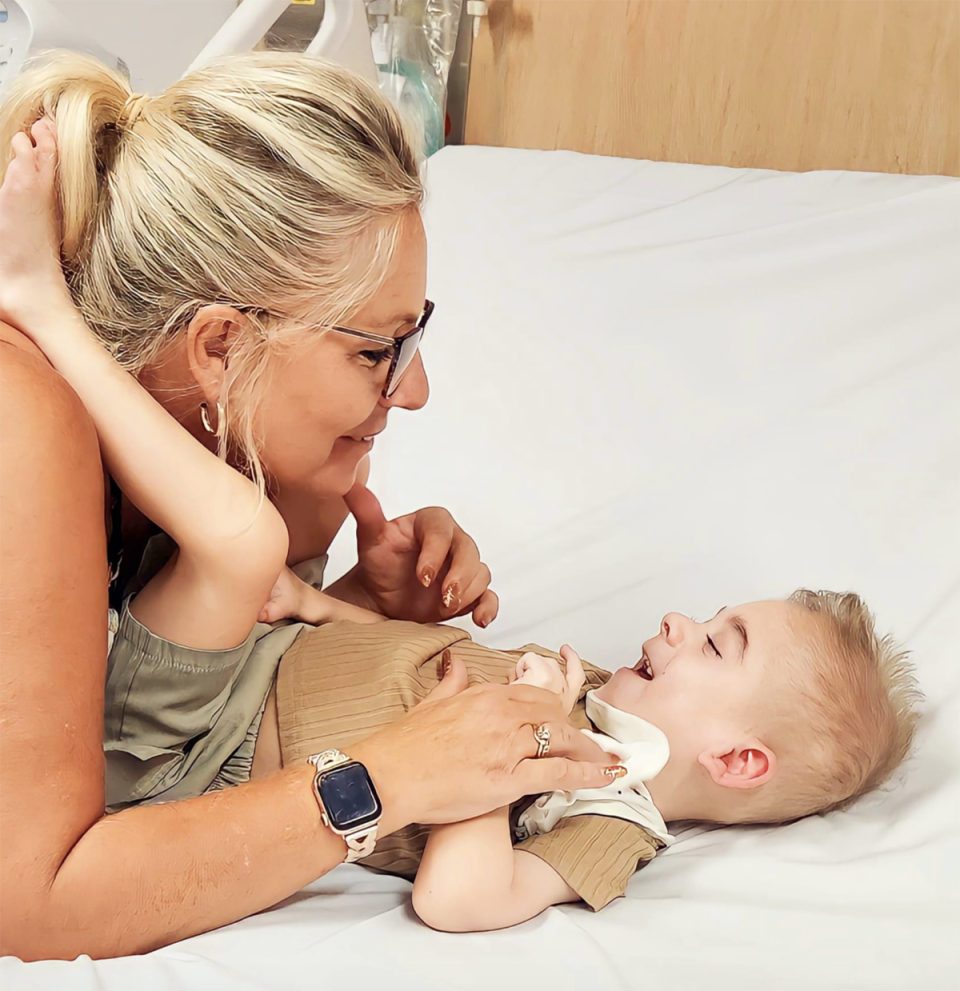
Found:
[5,147,958,990]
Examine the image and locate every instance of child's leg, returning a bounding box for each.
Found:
[0,119,288,651]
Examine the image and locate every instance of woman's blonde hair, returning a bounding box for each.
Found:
[0,50,423,486]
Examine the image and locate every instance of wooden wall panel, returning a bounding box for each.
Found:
[465,0,960,175]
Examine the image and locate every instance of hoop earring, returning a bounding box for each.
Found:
[199,401,224,437]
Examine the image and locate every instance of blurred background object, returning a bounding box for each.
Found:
[0,0,481,155]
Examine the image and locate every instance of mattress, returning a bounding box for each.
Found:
[5,147,958,990]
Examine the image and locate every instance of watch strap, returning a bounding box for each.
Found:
[307,749,350,773]
[341,826,378,863]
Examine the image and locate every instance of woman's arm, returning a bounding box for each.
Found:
[0,366,617,960]
[412,651,587,932]
[0,121,286,648]
[413,809,578,932]
[0,344,330,958]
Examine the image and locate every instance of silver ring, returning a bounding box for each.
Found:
[533,723,551,758]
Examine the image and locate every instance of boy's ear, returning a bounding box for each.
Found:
[698,740,777,790]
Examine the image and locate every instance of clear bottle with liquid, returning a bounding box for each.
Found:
[367,0,462,157]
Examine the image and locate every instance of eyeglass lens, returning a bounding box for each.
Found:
[384,328,424,397]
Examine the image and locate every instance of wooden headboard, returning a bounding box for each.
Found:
[464,0,960,176]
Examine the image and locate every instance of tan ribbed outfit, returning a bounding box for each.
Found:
[277,621,662,910]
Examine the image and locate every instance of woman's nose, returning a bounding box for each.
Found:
[380,352,429,411]
[661,612,690,647]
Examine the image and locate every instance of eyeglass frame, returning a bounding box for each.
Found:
[328,299,435,398]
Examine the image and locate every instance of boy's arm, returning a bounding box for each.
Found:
[412,809,579,933]
[413,646,604,931]
[28,306,288,649]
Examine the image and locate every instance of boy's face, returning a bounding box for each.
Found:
[595,600,807,791]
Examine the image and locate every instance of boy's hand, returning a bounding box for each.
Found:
[512,645,585,715]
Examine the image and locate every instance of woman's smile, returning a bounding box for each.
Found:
[338,434,377,452]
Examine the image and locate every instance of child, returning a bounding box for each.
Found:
[0,120,922,932]
[258,600,920,931]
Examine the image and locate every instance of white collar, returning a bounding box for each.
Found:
[585,689,671,783]
[516,689,674,846]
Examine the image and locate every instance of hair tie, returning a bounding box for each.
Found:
[118,93,151,131]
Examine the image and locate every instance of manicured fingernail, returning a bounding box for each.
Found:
[604,765,628,780]
[477,617,488,629]
[420,568,434,588]
[441,649,452,676]
[442,583,458,610]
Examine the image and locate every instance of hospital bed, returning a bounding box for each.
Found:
[2,2,958,989]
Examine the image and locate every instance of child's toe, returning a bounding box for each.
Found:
[10,131,36,169]
[31,120,58,170]
[5,141,41,199]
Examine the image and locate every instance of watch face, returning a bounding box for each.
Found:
[318,762,382,832]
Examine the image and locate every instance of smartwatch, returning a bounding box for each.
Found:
[306,750,382,863]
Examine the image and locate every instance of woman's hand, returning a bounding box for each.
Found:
[350,655,623,832]
[327,484,499,627]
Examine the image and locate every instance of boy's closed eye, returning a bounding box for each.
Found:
[706,609,749,662]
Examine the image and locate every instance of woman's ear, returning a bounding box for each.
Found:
[185,304,247,405]
[698,740,777,790]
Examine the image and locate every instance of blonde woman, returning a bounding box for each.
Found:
[0,53,616,961]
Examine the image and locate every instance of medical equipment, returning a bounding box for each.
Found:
[0,0,377,99]
[367,0,462,156]
[0,0,127,94]
[0,0,479,155]
[188,0,377,85]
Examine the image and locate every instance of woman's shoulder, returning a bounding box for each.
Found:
[4,325,131,610]
[0,320,44,358]
[0,321,96,432]
[0,321,97,438]
[1,321,102,482]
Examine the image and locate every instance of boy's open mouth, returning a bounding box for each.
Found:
[635,654,654,681]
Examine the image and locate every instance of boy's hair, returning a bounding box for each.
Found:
[741,589,921,824]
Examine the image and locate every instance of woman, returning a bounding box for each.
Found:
[0,52,614,960]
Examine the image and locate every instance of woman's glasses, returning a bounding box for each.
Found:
[330,300,435,398]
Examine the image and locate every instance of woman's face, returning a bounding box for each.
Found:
[256,209,430,497]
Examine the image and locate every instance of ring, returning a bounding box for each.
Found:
[533,723,551,758]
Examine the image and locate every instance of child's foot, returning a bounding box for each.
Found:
[258,567,315,624]
[0,118,77,339]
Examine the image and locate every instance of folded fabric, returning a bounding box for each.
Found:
[519,690,673,845]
